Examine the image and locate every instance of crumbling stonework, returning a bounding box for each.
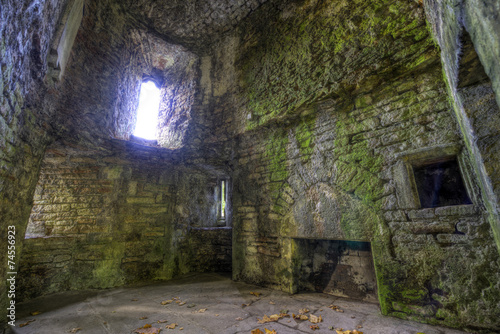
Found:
[1,0,500,331]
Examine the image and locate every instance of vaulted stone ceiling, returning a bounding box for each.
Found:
[114,0,269,50]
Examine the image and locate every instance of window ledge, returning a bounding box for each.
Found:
[190,226,232,231]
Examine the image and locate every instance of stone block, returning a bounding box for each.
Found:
[407,208,435,219]
[434,205,478,217]
[436,234,468,244]
[53,255,72,263]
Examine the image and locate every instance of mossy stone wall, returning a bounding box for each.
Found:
[0,0,70,324]
[219,0,500,331]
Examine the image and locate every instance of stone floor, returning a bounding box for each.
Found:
[5,273,471,334]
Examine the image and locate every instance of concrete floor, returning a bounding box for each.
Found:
[5,273,471,334]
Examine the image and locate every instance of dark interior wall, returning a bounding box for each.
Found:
[0,0,70,324]
[207,0,500,331]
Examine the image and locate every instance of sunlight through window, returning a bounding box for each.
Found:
[134,81,161,140]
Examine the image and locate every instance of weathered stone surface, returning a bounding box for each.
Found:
[2,0,500,331]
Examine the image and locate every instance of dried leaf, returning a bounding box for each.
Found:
[197,308,207,313]
[68,328,82,333]
[157,320,168,323]
[269,301,275,305]
[134,326,161,334]
[140,316,148,320]
[166,323,177,329]
[236,317,244,321]
[292,313,308,321]
[178,302,186,306]
[299,308,310,314]
[257,314,287,324]
[309,314,322,324]
[30,311,41,316]
[161,300,173,305]
[143,324,152,328]
[251,329,264,334]
[250,292,262,297]
[179,327,184,330]
[310,325,320,330]
[19,320,35,327]
[328,305,344,313]
[265,329,277,334]
[215,314,220,317]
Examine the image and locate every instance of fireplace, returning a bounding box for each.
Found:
[294,239,378,303]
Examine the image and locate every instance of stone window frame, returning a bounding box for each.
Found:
[393,144,477,210]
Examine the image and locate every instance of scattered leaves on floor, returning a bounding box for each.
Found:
[329,305,344,313]
[19,320,35,327]
[309,314,322,323]
[310,325,320,330]
[265,329,277,334]
[30,311,41,316]
[251,329,264,334]
[335,330,363,334]
[166,323,178,329]
[299,308,309,314]
[68,328,82,333]
[250,292,262,297]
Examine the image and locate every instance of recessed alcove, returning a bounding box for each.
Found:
[293,238,378,303]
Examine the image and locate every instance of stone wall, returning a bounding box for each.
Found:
[0,0,70,324]
[17,139,232,301]
[212,0,500,331]
[424,0,500,253]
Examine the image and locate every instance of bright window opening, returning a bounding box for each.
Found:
[134,81,161,140]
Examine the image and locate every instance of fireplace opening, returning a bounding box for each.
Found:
[294,239,378,303]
